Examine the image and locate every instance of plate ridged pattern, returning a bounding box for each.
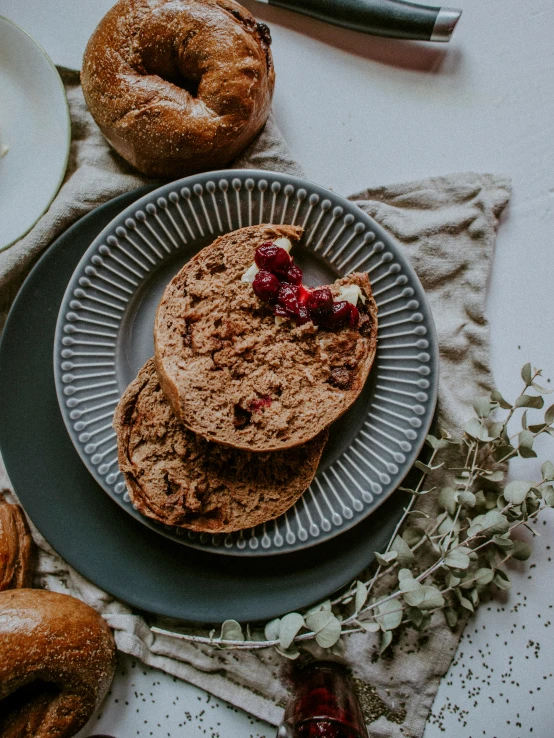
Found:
[55,171,438,556]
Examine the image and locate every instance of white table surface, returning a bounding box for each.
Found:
[1,0,553,735]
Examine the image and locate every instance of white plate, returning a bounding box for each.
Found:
[0,16,70,251]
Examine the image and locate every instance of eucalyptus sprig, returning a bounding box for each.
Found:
[152,363,554,658]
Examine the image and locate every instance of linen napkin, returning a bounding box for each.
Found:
[0,68,511,738]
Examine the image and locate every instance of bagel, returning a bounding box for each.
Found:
[115,359,327,532]
[0,496,35,591]
[154,224,378,452]
[81,0,275,178]
[0,589,116,738]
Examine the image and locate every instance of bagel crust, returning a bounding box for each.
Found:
[154,224,379,452]
[0,589,116,738]
[114,359,327,532]
[82,0,275,178]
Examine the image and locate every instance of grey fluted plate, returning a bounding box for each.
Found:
[54,170,438,556]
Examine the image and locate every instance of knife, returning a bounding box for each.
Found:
[253,0,462,42]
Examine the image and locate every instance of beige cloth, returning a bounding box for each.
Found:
[0,69,511,737]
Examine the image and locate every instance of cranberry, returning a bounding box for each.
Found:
[321,300,352,330]
[250,396,272,412]
[306,288,334,324]
[297,304,311,325]
[255,242,291,277]
[348,304,360,328]
[284,263,303,286]
[277,283,300,317]
[252,270,280,303]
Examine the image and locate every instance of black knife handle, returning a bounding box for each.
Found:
[264,0,461,41]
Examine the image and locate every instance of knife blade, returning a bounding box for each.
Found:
[253,0,462,42]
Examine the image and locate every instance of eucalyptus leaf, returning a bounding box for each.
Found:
[356,620,380,633]
[406,606,424,628]
[480,470,504,482]
[511,541,531,561]
[473,510,510,536]
[459,491,477,508]
[220,620,245,642]
[487,422,504,439]
[426,434,451,450]
[402,526,425,547]
[444,607,459,628]
[375,598,403,631]
[305,600,332,617]
[305,610,335,633]
[521,362,532,385]
[444,546,472,570]
[403,585,445,610]
[415,460,444,474]
[275,646,301,660]
[447,573,461,587]
[354,581,369,612]
[490,389,512,409]
[438,487,458,516]
[493,570,512,591]
[541,461,554,481]
[518,430,534,450]
[531,380,553,394]
[399,576,422,593]
[375,551,398,567]
[314,616,342,649]
[515,394,544,409]
[465,417,493,441]
[392,535,415,566]
[455,589,474,612]
[278,613,305,650]
[264,618,281,642]
[504,480,532,505]
[398,568,414,582]
[492,535,514,550]
[542,485,554,507]
[545,403,554,425]
[473,397,492,418]
[473,568,494,586]
[380,629,393,653]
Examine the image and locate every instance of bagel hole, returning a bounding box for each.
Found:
[0,680,61,732]
[144,62,200,98]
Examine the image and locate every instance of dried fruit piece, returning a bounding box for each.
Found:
[306,288,334,324]
[252,270,280,303]
[255,242,291,277]
[284,264,303,286]
[277,283,301,317]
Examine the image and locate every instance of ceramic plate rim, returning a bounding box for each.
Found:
[0,15,71,252]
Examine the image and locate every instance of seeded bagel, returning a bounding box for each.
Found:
[114,360,327,533]
[154,224,378,451]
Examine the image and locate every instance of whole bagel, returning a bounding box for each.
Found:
[0,589,116,738]
[82,0,275,178]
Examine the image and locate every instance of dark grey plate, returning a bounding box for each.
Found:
[0,187,424,623]
[53,170,439,555]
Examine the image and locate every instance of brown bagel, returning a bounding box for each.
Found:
[82,0,275,178]
[0,495,35,591]
[0,590,116,738]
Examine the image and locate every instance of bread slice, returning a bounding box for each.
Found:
[154,224,378,452]
[114,360,327,533]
